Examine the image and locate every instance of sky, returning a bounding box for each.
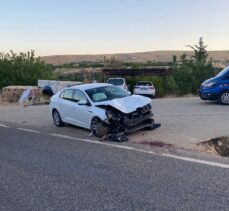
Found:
[1,0,229,56]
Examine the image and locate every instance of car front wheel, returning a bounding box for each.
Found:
[52,110,65,127]
[218,91,229,105]
[90,117,110,137]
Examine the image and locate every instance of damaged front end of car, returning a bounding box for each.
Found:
[95,103,160,142]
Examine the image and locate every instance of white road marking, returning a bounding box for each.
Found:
[162,153,229,169]
[50,133,77,139]
[50,133,229,169]
[50,133,136,149]
[0,123,10,128]
[16,128,40,134]
[156,113,228,117]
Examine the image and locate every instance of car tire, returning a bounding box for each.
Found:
[218,91,229,105]
[52,109,65,127]
[90,117,110,137]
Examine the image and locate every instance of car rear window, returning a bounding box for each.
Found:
[61,89,74,100]
[137,82,152,86]
[107,79,124,85]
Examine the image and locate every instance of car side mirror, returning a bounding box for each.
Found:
[127,91,131,95]
[78,99,88,105]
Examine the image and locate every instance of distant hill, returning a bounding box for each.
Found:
[41,50,229,66]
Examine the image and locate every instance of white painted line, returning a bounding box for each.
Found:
[0,123,10,128]
[50,133,77,139]
[50,133,136,150]
[50,133,229,169]
[161,153,229,169]
[16,128,41,134]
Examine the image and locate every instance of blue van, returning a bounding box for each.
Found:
[199,66,229,105]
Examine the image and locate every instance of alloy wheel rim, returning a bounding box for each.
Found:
[221,93,229,104]
[53,112,60,125]
[91,120,99,134]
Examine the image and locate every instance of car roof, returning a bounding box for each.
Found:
[107,78,125,80]
[71,83,112,91]
[137,81,152,84]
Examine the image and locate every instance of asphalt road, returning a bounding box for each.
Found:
[1,126,229,210]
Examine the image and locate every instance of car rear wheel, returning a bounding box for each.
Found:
[218,91,229,105]
[90,117,110,137]
[52,110,65,127]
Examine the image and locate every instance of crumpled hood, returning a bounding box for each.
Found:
[94,95,151,114]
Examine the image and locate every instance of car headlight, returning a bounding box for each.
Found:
[203,82,216,88]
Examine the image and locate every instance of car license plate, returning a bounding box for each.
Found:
[141,88,147,90]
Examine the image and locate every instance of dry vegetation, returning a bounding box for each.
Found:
[41,50,229,66]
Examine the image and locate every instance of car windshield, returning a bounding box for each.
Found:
[216,66,229,77]
[85,86,129,102]
[137,82,152,86]
[107,79,124,85]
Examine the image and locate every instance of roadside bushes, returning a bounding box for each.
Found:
[171,60,216,95]
[0,50,53,89]
[169,38,218,96]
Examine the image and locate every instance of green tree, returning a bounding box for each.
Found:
[172,55,177,63]
[172,37,215,95]
[187,37,208,62]
[0,50,53,89]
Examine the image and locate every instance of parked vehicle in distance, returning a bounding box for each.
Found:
[107,78,128,90]
[50,83,155,137]
[133,81,156,98]
[199,66,229,105]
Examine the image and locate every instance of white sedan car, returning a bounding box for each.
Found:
[133,81,156,98]
[107,78,128,91]
[50,83,155,137]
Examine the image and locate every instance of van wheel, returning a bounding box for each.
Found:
[52,110,65,127]
[218,91,229,105]
[90,118,110,137]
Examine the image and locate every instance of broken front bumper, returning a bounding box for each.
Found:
[123,113,155,134]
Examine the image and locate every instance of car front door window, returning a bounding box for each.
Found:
[63,89,74,101]
[73,90,88,103]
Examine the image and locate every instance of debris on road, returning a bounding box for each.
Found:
[198,137,229,157]
[89,122,161,142]
[102,133,129,142]
[138,140,173,148]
